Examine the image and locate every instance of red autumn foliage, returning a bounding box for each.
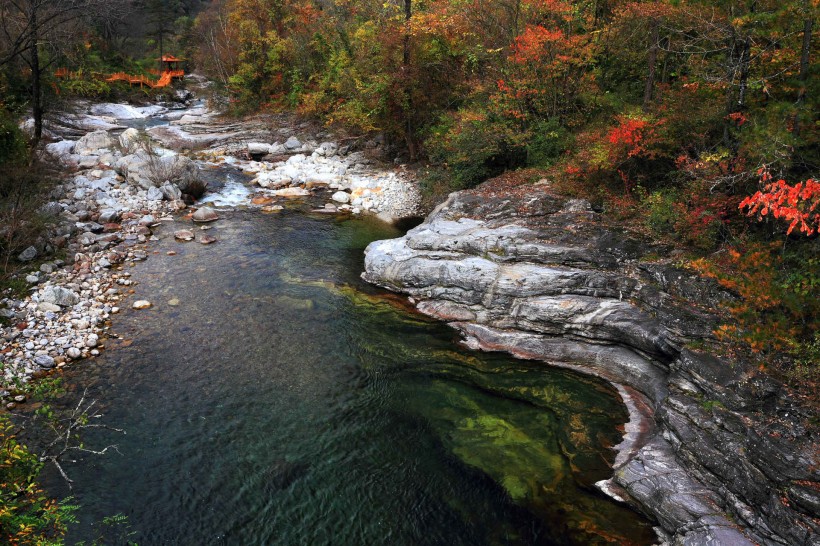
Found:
[739,169,820,235]
[725,111,749,126]
[606,116,651,160]
[511,25,565,64]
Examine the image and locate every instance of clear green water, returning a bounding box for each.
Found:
[46,209,655,545]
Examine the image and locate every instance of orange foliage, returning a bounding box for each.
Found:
[740,169,820,235]
[511,25,565,64]
[691,245,801,356]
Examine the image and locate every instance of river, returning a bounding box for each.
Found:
[40,199,655,545]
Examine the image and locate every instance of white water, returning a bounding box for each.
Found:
[199,175,253,208]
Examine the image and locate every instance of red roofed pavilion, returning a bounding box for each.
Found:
[158,55,185,72]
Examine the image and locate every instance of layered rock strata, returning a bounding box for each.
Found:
[363,180,819,546]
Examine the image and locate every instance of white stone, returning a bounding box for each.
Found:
[89,103,146,119]
[273,187,310,197]
[332,191,351,204]
[40,285,80,307]
[118,128,141,152]
[76,130,115,155]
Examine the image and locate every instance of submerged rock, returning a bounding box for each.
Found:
[251,195,275,205]
[192,206,219,223]
[174,230,194,241]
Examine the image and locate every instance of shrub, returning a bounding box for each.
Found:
[0,159,56,278]
[644,189,679,236]
[0,413,76,545]
[59,75,112,99]
[425,110,526,190]
[526,118,571,168]
[788,332,820,387]
[0,114,27,165]
[690,243,820,361]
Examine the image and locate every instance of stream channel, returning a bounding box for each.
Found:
[42,133,656,544]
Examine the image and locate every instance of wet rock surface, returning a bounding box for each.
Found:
[363,180,820,546]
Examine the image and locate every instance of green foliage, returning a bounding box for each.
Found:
[426,111,526,189]
[788,333,820,384]
[0,161,56,282]
[0,276,29,301]
[75,513,138,546]
[58,76,113,100]
[0,114,27,166]
[644,189,680,237]
[525,118,571,168]
[701,399,725,411]
[0,414,77,545]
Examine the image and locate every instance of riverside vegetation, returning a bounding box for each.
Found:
[0,0,818,544]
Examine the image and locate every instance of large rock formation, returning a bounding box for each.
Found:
[363,179,819,546]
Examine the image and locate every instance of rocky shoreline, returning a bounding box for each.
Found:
[1,92,420,402]
[362,178,820,545]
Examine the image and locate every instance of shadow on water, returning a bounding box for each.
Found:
[43,209,656,545]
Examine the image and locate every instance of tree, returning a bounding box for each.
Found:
[190,0,237,85]
[144,0,183,72]
[0,413,76,545]
[0,0,126,144]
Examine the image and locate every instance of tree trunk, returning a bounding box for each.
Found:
[722,28,738,147]
[30,8,43,145]
[724,28,751,174]
[159,26,164,73]
[794,15,813,136]
[737,34,751,111]
[643,17,660,110]
[798,18,813,99]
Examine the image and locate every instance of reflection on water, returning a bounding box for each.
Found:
[46,210,655,545]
